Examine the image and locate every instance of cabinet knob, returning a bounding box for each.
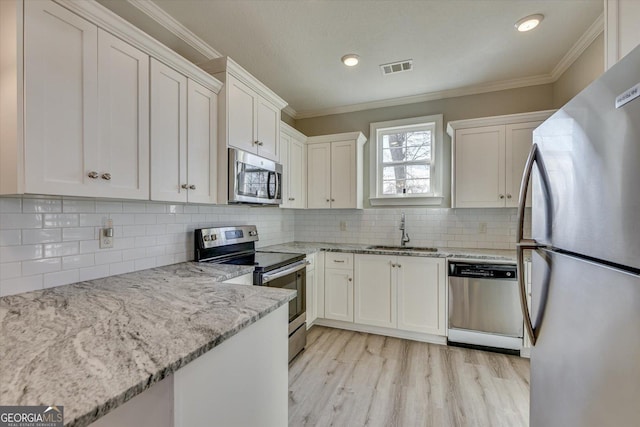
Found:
[397,264,402,268]
[181,184,189,189]
[348,277,352,282]
[258,141,264,146]
[254,140,259,145]
[288,197,295,201]
[189,184,196,190]
[499,194,505,199]
[326,199,330,202]
[88,171,99,179]
[331,198,336,202]
[507,194,512,199]
[390,263,396,268]
[101,173,111,181]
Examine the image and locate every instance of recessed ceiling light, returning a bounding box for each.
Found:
[341,54,360,67]
[515,14,544,32]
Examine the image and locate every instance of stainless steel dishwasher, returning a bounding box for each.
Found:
[448,261,523,354]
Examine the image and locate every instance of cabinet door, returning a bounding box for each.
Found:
[256,98,280,161]
[397,257,446,335]
[505,122,540,208]
[150,59,188,203]
[306,268,317,327]
[330,140,357,209]
[289,138,306,208]
[354,254,396,328]
[97,29,149,199]
[187,79,217,204]
[324,269,353,322]
[454,126,506,207]
[227,75,257,154]
[24,1,98,197]
[307,143,332,209]
[279,132,292,208]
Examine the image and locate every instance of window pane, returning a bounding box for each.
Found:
[406,164,430,179]
[382,165,431,195]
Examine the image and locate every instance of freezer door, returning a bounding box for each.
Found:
[531,45,640,270]
[530,249,640,427]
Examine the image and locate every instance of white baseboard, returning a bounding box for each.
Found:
[313,318,447,346]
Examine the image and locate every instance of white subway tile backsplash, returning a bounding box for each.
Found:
[1,245,43,262]
[135,257,156,271]
[63,199,96,213]
[22,229,61,244]
[0,262,21,279]
[95,201,123,213]
[95,250,123,265]
[79,265,110,282]
[63,227,95,242]
[109,261,135,276]
[1,214,43,229]
[79,214,108,227]
[22,198,62,213]
[44,269,80,289]
[43,242,79,258]
[0,275,43,296]
[62,254,95,270]
[0,198,22,213]
[0,230,22,246]
[22,258,61,275]
[43,214,78,228]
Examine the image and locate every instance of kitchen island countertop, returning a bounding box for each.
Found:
[0,262,294,427]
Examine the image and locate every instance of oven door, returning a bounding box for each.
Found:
[228,148,282,205]
[260,261,306,331]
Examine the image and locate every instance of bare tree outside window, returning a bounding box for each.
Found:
[381,129,431,195]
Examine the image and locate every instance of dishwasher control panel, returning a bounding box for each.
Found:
[449,262,517,279]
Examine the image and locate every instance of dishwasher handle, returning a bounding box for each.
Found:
[449,262,517,279]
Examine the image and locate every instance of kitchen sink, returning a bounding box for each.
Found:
[367,245,438,252]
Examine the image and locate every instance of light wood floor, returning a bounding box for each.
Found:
[289,326,530,427]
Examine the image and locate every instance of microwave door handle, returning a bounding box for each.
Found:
[274,171,280,200]
[267,171,274,199]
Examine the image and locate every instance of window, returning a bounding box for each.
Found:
[370,114,444,206]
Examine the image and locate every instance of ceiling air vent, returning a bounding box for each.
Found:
[380,59,413,76]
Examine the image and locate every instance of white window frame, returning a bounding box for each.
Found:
[369,114,444,206]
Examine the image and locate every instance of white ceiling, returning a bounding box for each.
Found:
[117,0,603,117]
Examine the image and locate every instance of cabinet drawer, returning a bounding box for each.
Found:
[325,252,353,270]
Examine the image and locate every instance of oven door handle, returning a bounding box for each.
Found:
[262,260,307,284]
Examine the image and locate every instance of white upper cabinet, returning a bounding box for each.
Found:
[1,0,222,199]
[448,111,554,208]
[280,123,307,209]
[23,0,99,197]
[307,132,366,209]
[97,29,149,199]
[150,59,188,203]
[605,0,640,69]
[198,56,287,204]
[186,79,218,204]
[150,60,218,204]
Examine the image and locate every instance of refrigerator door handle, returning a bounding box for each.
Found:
[516,142,554,346]
[517,143,554,243]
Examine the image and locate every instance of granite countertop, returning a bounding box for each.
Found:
[259,242,518,262]
[0,262,295,427]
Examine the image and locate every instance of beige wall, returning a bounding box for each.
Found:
[295,84,554,208]
[552,33,604,107]
[281,111,296,127]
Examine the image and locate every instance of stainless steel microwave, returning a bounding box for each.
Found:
[228,148,282,205]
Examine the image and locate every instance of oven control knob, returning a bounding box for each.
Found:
[211,234,217,241]
[248,231,257,236]
[203,234,211,241]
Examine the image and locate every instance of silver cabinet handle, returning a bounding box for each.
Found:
[499,194,505,199]
[88,171,99,179]
[333,260,345,263]
[288,198,295,201]
[189,184,196,190]
[101,173,111,181]
[181,184,189,189]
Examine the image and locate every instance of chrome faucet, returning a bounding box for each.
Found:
[400,212,410,247]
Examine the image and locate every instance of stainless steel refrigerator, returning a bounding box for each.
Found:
[516,44,640,426]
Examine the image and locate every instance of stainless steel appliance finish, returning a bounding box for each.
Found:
[448,262,523,351]
[194,225,307,362]
[228,148,282,205]
[518,45,640,426]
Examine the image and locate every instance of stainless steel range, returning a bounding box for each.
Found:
[194,225,307,362]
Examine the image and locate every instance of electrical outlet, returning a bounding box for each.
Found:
[478,222,487,234]
[340,221,347,231]
[100,219,114,249]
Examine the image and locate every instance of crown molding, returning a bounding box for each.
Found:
[295,73,555,119]
[551,12,604,80]
[127,0,222,60]
[282,105,298,118]
[446,109,557,136]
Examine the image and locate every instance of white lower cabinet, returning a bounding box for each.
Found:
[324,253,354,322]
[354,254,446,335]
[306,253,317,327]
[354,254,396,328]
